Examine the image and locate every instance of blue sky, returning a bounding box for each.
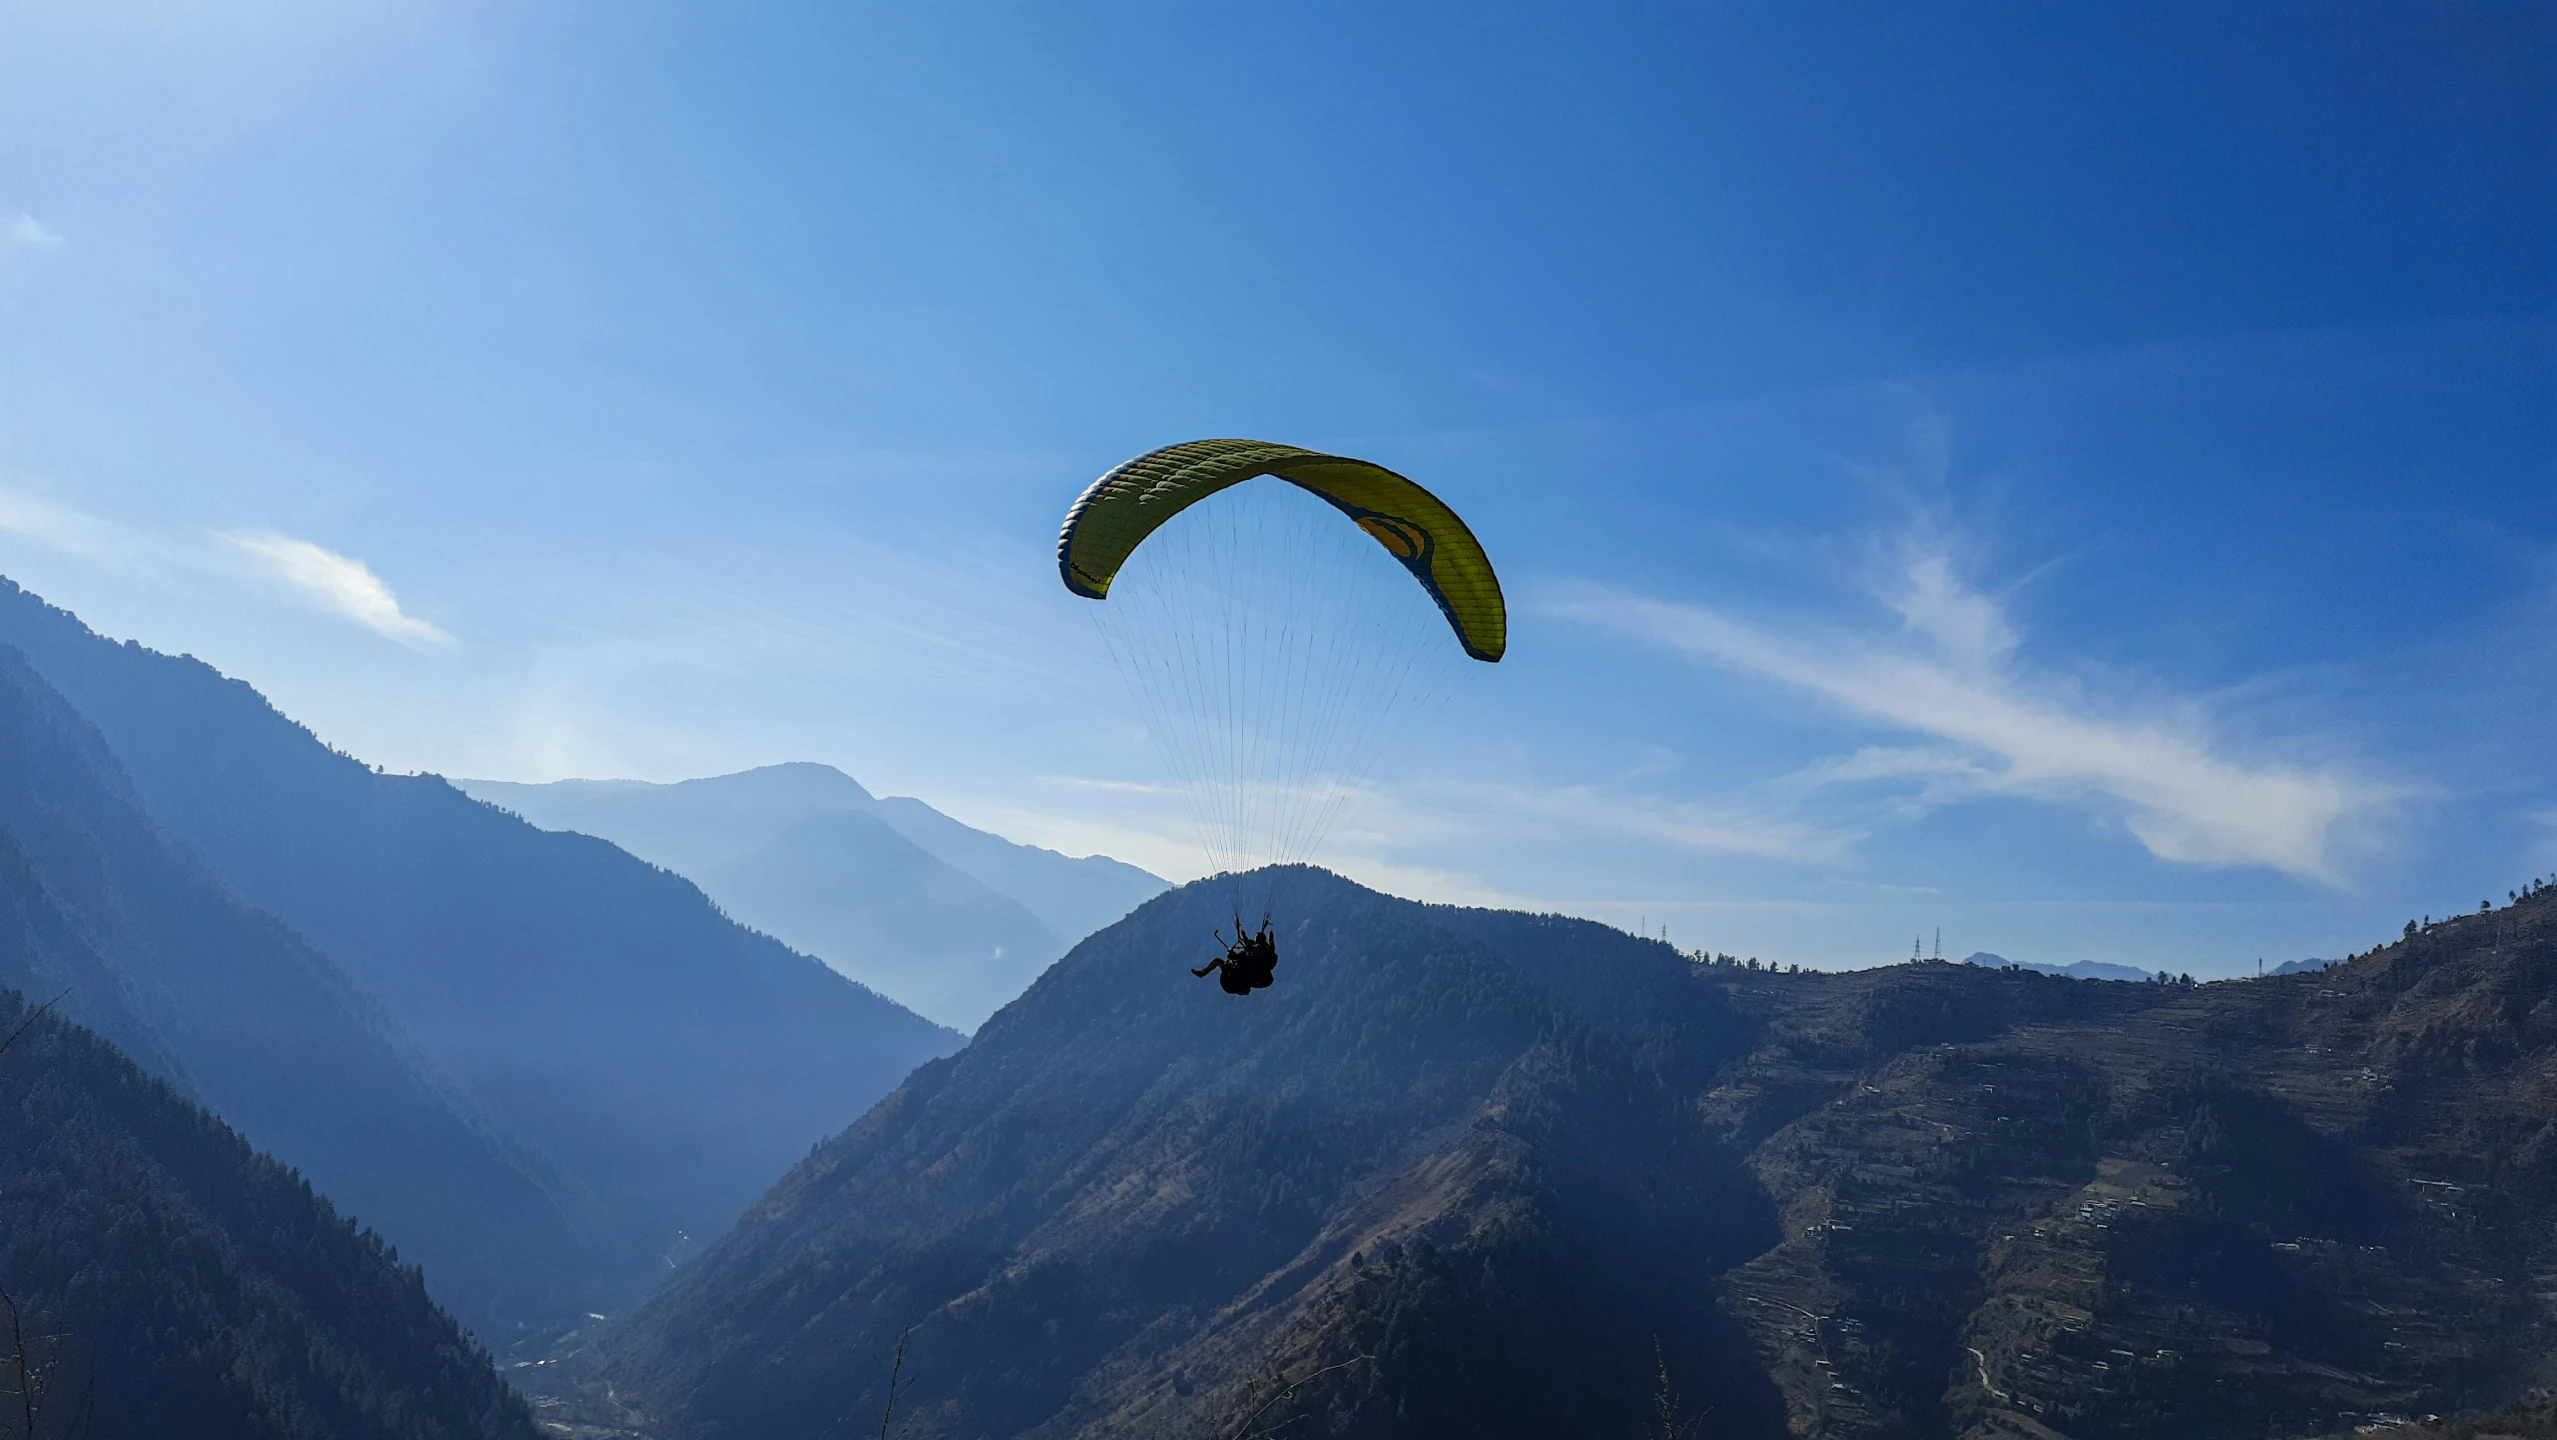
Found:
[2,1,2550,973]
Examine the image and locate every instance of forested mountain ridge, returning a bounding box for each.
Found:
[550,873,2557,1440]
[0,577,964,1339]
[0,987,539,1440]
[460,765,1167,1031]
[1702,884,2557,1439]
[0,646,588,1331]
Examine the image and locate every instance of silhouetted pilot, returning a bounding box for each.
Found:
[1193,914,1278,995]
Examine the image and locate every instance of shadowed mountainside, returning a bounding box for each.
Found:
[556,873,2557,1440]
[0,988,540,1440]
[550,867,1786,1440]
[0,579,963,1339]
[0,647,588,1331]
[460,766,1167,1031]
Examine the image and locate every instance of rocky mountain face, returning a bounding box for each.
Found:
[555,872,2557,1440]
[1705,889,2557,1440]
[460,765,1167,1032]
[0,579,963,1339]
[0,988,538,1440]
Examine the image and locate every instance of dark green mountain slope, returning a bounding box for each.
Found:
[553,868,1785,1440]
[0,578,963,1334]
[0,988,538,1440]
[0,647,587,1332]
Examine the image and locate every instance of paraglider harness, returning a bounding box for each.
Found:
[1193,914,1278,995]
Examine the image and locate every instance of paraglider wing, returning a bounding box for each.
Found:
[1058,438,1507,662]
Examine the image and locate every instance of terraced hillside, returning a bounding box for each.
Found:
[1707,891,2557,1439]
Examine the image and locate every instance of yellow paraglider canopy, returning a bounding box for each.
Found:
[1057,439,1506,662]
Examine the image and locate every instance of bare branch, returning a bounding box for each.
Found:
[1647,1338,1710,1440]
[0,993,66,1067]
[2,1290,36,1440]
[1220,1353,1374,1440]
[876,1325,917,1440]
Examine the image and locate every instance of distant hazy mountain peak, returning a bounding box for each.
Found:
[474,762,877,820]
[1960,952,2160,983]
[457,764,1166,1031]
[672,761,878,804]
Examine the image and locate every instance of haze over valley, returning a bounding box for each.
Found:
[461,766,1163,1032]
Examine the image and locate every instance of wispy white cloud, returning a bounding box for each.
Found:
[0,487,144,557]
[222,533,452,648]
[1371,776,1861,866]
[3,484,460,656]
[6,484,457,650]
[1551,547,2389,884]
[1,214,63,251]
